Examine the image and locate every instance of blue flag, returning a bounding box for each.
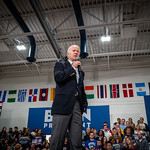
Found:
[0,91,7,102]
[18,89,27,102]
[135,83,146,96]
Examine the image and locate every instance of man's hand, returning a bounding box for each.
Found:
[72,61,81,68]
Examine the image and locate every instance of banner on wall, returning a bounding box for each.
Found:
[28,105,110,135]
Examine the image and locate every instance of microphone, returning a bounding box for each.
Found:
[75,57,81,72]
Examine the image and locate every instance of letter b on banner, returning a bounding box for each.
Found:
[44,110,52,122]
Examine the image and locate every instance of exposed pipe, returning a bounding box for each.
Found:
[29,0,64,60]
[3,0,36,62]
[72,0,88,58]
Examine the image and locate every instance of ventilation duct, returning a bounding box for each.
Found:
[72,0,88,58]
[4,0,36,62]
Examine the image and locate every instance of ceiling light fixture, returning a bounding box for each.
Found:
[16,45,26,50]
[101,35,111,42]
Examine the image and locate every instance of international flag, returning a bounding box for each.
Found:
[0,91,7,102]
[85,86,94,99]
[0,100,3,116]
[110,84,120,98]
[97,85,107,98]
[7,90,17,102]
[135,83,146,96]
[122,83,134,97]
[18,89,27,102]
[39,88,48,101]
[28,89,38,102]
[50,88,55,101]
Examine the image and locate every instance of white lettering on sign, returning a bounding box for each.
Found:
[43,123,53,129]
[83,109,91,121]
[44,110,52,122]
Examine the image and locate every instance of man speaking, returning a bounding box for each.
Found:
[50,45,88,150]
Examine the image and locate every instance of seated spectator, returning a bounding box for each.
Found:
[48,136,51,144]
[32,129,45,149]
[120,119,126,131]
[123,127,135,143]
[124,121,134,135]
[63,137,70,150]
[14,143,22,150]
[0,127,8,145]
[128,118,135,130]
[134,124,143,134]
[109,128,122,143]
[136,131,149,150]
[97,130,104,141]
[2,139,9,150]
[106,141,113,150]
[96,140,103,150]
[102,125,112,141]
[84,128,91,141]
[139,117,149,136]
[93,129,99,140]
[115,123,124,135]
[30,143,36,150]
[19,128,32,150]
[117,118,121,125]
[122,137,138,150]
[110,138,116,145]
[85,132,97,150]
[102,122,113,135]
[7,128,15,144]
[6,145,12,150]
[103,136,107,149]
[116,127,124,140]
[13,127,19,139]
[82,130,86,140]
[91,128,94,133]
[11,137,19,149]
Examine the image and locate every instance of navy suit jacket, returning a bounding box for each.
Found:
[51,60,88,115]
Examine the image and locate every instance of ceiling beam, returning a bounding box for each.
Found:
[0,49,150,66]
[57,18,150,33]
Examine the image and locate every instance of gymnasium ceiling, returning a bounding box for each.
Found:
[0,0,150,78]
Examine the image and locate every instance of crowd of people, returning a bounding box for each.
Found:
[82,117,150,150]
[0,117,149,150]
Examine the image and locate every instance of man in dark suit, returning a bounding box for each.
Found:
[50,45,88,150]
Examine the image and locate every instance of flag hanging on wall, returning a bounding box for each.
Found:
[135,83,146,96]
[97,85,107,99]
[50,88,55,101]
[110,84,120,98]
[0,91,7,102]
[28,89,38,102]
[122,83,134,97]
[18,89,27,102]
[0,100,3,116]
[85,86,94,99]
[7,90,17,102]
[39,88,48,101]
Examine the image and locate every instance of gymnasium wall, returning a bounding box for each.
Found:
[0,67,150,132]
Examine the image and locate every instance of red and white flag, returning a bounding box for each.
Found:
[122,83,134,97]
[0,101,3,116]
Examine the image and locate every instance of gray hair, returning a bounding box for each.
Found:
[67,45,80,53]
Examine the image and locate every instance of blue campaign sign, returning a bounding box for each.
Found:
[28,105,110,135]
[83,105,110,131]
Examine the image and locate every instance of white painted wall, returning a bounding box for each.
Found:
[0,67,150,131]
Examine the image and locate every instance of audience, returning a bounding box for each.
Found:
[136,131,149,150]
[0,117,149,150]
[122,137,138,150]
[120,119,127,131]
[85,132,97,150]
